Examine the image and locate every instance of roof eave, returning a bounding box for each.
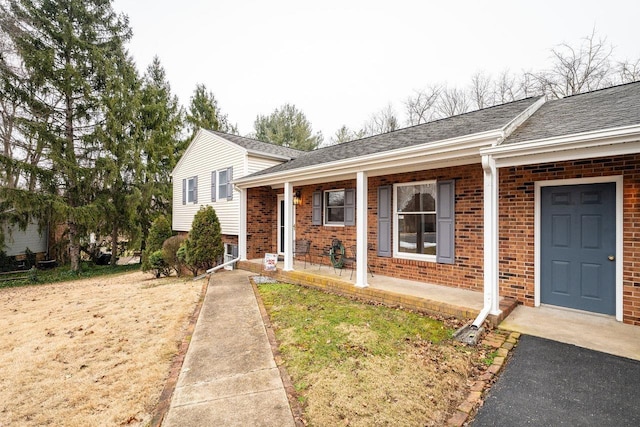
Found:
[481,124,640,167]
[234,129,504,188]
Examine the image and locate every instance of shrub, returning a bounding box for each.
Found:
[142,216,173,274]
[148,250,171,278]
[182,206,223,276]
[162,235,187,276]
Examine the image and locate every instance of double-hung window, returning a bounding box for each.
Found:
[218,169,228,200]
[324,189,345,225]
[211,167,233,202]
[394,181,437,259]
[182,176,198,204]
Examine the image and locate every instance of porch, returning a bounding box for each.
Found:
[237,258,518,326]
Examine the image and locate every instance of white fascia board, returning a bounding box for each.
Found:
[482,125,640,168]
[234,129,503,188]
[245,149,293,162]
[497,97,546,144]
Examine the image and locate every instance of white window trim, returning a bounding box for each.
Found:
[218,169,228,201]
[323,188,346,227]
[186,177,196,204]
[393,180,437,262]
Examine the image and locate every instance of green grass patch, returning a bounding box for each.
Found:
[257,282,453,376]
[0,262,140,289]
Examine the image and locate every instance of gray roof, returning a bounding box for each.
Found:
[208,130,304,159]
[504,81,640,144]
[247,97,541,178]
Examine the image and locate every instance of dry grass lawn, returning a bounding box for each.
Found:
[0,271,204,426]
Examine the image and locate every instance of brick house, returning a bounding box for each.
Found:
[234,82,640,326]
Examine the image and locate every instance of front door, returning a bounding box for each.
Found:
[540,183,616,315]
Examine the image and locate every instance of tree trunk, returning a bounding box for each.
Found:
[110,224,118,267]
[68,221,80,273]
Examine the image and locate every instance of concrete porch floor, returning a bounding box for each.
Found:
[499,305,640,361]
[238,258,517,325]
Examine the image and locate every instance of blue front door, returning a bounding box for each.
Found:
[540,183,616,315]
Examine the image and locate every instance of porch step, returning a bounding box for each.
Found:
[237,261,511,326]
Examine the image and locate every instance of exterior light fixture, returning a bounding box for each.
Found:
[293,190,302,205]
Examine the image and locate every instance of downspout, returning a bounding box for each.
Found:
[472,154,500,328]
[193,257,241,281]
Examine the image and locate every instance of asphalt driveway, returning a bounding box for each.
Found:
[473,335,640,426]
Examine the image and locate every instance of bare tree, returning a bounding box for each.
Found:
[617,58,640,84]
[436,86,469,118]
[534,29,613,98]
[362,104,399,136]
[469,72,493,110]
[405,85,441,125]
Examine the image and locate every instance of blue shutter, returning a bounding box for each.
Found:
[436,180,455,264]
[344,189,355,226]
[312,191,322,225]
[182,179,186,205]
[193,176,198,204]
[227,166,233,201]
[211,172,216,202]
[377,185,392,257]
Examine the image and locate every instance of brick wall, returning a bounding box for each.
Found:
[246,186,279,259]
[499,154,640,325]
[292,165,486,292]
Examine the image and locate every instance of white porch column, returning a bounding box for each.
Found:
[283,182,294,271]
[238,187,247,260]
[355,171,369,288]
[482,155,501,315]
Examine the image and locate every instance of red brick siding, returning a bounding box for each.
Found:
[246,187,279,259]
[499,154,640,325]
[291,165,486,292]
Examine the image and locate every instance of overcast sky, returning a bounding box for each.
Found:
[112,0,640,141]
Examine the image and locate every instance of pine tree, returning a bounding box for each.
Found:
[94,50,141,265]
[136,56,184,251]
[1,0,132,272]
[186,83,236,136]
[254,103,322,151]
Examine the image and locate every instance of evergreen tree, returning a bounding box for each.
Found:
[136,56,184,251]
[94,50,141,265]
[254,103,322,151]
[186,83,236,136]
[0,0,132,272]
[183,206,223,275]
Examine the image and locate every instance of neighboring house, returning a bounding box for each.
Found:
[233,81,640,327]
[1,221,48,257]
[171,128,303,261]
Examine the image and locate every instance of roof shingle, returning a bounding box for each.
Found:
[504,81,640,144]
[247,97,541,178]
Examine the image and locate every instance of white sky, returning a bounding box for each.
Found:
[112,0,640,141]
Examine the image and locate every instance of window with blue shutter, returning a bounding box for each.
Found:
[226,166,233,201]
[377,185,392,257]
[436,180,455,264]
[344,189,355,226]
[312,191,322,225]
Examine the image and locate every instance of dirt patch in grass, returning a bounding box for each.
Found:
[0,271,203,426]
[257,282,490,426]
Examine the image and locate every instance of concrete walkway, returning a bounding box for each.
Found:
[162,270,295,427]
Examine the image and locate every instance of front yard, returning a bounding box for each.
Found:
[256,282,494,426]
[0,271,203,426]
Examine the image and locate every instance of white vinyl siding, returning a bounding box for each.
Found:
[247,155,282,175]
[172,131,244,234]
